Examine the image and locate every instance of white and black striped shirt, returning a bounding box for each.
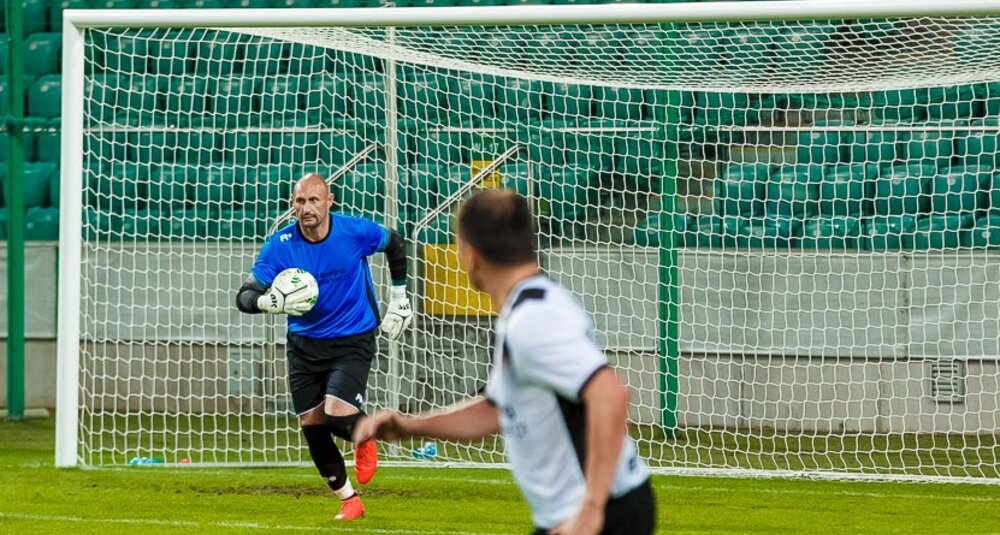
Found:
[484,274,649,529]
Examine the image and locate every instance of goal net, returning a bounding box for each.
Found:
[59,3,1000,483]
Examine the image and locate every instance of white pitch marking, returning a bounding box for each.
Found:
[0,512,495,535]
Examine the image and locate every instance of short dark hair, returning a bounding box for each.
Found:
[457,190,536,266]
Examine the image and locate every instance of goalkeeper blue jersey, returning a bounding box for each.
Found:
[250,213,389,339]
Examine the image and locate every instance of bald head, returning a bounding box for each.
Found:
[294,173,330,197]
[292,172,333,234]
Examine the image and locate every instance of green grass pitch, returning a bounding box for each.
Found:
[1,418,998,534]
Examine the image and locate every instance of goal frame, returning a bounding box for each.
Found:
[56,0,1000,468]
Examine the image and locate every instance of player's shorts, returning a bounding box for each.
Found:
[286,330,376,415]
[530,478,655,535]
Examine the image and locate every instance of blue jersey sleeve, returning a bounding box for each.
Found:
[347,216,389,256]
[250,238,281,287]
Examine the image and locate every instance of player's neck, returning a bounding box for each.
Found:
[299,217,331,243]
[488,264,541,313]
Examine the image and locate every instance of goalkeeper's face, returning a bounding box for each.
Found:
[292,175,334,231]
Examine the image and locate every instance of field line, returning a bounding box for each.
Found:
[0,512,493,535]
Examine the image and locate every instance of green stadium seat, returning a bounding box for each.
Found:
[870,90,923,123]
[405,162,445,220]
[285,42,328,75]
[86,162,143,212]
[95,0,138,8]
[0,209,6,239]
[49,167,60,208]
[715,163,768,218]
[303,74,346,125]
[681,214,725,248]
[538,166,591,230]
[766,178,817,219]
[733,216,800,249]
[101,75,163,125]
[84,75,117,124]
[353,73,387,127]
[0,163,56,210]
[417,212,453,244]
[48,0,90,34]
[448,74,497,127]
[160,209,208,241]
[25,207,59,241]
[147,166,193,213]
[965,215,1000,248]
[928,165,987,216]
[28,75,61,119]
[148,0,186,7]
[0,41,7,75]
[955,118,1000,168]
[592,86,646,123]
[244,165,295,215]
[694,92,757,127]
[771,164,824,184]
[150,32,193,75]
[191,39,240,77]
[491,163,529,198]
[163,77,210,127]
[178,0,228,7]
[397,0,456,6]
[844,129,899,166]
[860,215,917,251]
[34,130,60,164]
[924,85,979,121]
[399,71,449,122]
[820,164,871,217]
[873,163,931,217]
[980,82,1000,117]
[543,128,614,172]
[800,216,863,250]
[495,78,544,125]
[724,27,779,80]
[211,210,265,241]
[210,78,257,127]
[316,130,364,169]
[796,122,845,165]
[189,168,237,207]
[24,33,60,76]
[632,212,688,248]
[901,129,954,169]
[260,76,310,127]
[242,40,285,78]
[337,163,385,219]
[912,213,975,250]
[223,0,265,7]
[615,129,665,184]
[87,129,129,163]
[545,81,593,123]
[414,129,469,165]
[773,26,833,77]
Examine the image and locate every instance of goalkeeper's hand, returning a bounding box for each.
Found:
[380,285,412,340]
[257,287,285,314]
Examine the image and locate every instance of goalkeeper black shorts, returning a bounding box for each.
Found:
[286,330,376,415]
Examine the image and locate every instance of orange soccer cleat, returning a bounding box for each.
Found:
[354,439,378,485]
[334,495,365,521]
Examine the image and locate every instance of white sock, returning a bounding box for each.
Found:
[331,477,355,500]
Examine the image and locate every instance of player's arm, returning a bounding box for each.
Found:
[378,229,413,340]
[353,396,500,443]
[551,367,629,535]
[235,276,268,314]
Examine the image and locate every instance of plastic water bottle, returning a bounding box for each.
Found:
[128,456,164,466]
[411,442,438,460]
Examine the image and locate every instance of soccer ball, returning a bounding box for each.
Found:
[272,268,319,315]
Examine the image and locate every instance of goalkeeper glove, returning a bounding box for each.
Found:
[257,287,285,314]
[381,285,413,340]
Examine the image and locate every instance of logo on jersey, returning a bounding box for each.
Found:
[355,393,364,404]
[279,233,291,242]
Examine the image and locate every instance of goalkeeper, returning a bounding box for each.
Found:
[235,173,411,521]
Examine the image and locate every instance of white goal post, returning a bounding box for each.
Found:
[58,0,1000,485]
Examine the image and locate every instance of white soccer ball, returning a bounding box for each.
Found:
[272,268,319,315]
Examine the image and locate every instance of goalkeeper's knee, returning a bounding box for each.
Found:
[327,413,365,442]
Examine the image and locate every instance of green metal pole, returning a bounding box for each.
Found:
[5,0,27,420]
[657,91,682,435]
